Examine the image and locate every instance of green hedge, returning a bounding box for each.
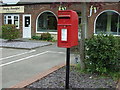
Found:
[41,33,53,41]
[116,37,120,62]
[32,36,41,40]
[85,34,120,74]
[2,24,20,40]
[32,33,54,41]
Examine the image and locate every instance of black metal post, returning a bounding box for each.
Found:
[65,48,70,89]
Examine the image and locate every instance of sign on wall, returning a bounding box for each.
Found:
[0,6,24,13]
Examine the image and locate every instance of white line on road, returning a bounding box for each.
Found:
[48,51,65,54]
[0,50,36,61]
[0,51,49,67]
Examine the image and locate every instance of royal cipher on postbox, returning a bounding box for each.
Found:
[57,10,78,48]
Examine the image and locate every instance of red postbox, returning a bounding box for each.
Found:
[57,10,78,48]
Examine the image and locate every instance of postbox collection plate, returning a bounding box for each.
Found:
[61,29,67,41]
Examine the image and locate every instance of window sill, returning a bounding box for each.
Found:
[36,32,57,34]
[94,34,120,37]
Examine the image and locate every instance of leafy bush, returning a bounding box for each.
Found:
[32,36,41,40]
[116,37,120,61]
[41,33,53,41]
[31,33,55,42]
[0,30,2,38]
[2,24,20,41]
[85,34,119,74]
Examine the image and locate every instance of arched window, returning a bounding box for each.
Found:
[36,11,57,32]
[95,10,120,35]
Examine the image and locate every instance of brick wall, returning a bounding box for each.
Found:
[0,2,119,39]
[87,2,120,38]
[22,3,82,37]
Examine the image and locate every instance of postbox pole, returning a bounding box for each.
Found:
[66,48,70,89]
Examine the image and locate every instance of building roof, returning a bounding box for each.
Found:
[18,0,120,3]
[19,0,81,3]
[17,0,81,4]
[1,0,120,5]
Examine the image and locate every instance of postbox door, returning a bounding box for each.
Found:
[58,25,72,48]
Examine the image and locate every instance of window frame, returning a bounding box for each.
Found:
[4,14,19,29]
[36,10,58,34]
[94,10,120,36]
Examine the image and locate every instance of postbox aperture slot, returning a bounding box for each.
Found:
[58,17,70,19]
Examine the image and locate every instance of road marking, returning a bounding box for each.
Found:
[48,51,65,54]
[0,51,49,67]
[0,51,65,67]
[0,50,36,61]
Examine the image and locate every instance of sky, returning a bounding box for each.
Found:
[2,0,19,3]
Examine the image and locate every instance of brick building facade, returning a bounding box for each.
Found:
[0,1,120,39]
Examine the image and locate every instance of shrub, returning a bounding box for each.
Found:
[116,37,120,61]
[32,36,41,40]
[0,29,2,38]
[41,33,53,41]
[85,34,119,74]
[2,24,20,41]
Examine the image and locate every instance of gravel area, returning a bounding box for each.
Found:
[26,66,117,89]
[0,39,52,49]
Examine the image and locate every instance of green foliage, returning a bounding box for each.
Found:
[32,36,41,40]
[75,64,85,73]
[41,33,53,41]
[31,33,55,42]
[85,34,120,74]
[0,30,2,38]
[116,37,120,61]
[50,39,57,42]
[2,24,20,40]
[76,63,81,71]
[109,72,120,81]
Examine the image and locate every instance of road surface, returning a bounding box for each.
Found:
[0,43,75,88]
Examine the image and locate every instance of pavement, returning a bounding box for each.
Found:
[0,39,76,88]
[0,39,52,49]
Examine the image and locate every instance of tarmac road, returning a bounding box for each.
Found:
[1,43,75,88]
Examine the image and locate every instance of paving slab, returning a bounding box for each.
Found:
[0,39,52,49]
